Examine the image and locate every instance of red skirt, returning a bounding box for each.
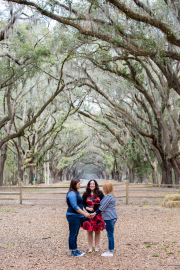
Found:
[81,213,105,232]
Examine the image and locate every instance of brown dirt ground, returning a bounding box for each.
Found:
[0,189,180,269]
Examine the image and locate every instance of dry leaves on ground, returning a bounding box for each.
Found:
[0,193,180,269]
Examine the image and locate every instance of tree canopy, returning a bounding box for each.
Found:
[1,0,180,185]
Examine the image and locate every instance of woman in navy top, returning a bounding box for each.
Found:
[66,178,90,257]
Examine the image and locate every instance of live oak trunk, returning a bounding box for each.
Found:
[50,169,55,183]
[58,170,63,181]
[152,160,159,186]
[160,159,172,186]
[170,158,180,185]
[29,167,35,185]
[0,143,8,186]
[128,166,135,183]
[140,174,148,184]
[111,170,114,180]
[17,137,24,184]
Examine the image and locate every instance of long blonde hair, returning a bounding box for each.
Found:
[103,181,114,196]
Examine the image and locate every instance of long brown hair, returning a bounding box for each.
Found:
[68,178,80,193]
[84,180,101,198]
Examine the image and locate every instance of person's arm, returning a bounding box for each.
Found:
[82,193,87,208]
[100,191,104,200]
[92,192,104,214]
[68,192,90,217]
[94,208,102,215]
[91,195,111,217]
[98,195,112,212]
[77,208,89,217]
[82,194,88,213]
[83,193,94,212]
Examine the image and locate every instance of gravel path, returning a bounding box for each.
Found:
[0,192,180,269]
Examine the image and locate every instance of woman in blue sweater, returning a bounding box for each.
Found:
[91,181,118,257]
[66,178,90,257]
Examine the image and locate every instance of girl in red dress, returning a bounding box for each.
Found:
[82,180,105,252]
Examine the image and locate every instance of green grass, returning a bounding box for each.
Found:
[161,245,170,250]
[5,244,15,247]
[0,209,13,212]
[152,254,159,257]
[172,241,177,244]
[168,252,173,254]
[146,245,151,248]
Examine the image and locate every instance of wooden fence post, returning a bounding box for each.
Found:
[126,179,129,205]
[19,182,22,204]
[179,181,180,194]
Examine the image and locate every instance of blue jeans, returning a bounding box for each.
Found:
[66,215,82,251]
[104,219,117,252]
